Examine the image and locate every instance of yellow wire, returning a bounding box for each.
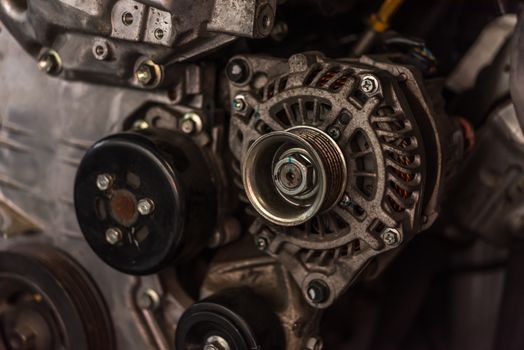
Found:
[370,0,406,33]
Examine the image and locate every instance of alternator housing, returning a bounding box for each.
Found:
[228,52,461,308]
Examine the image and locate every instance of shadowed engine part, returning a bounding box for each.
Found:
[0,245,114,350]
[175,288,285,350]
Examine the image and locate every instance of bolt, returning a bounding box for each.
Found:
[381,228,401,246]
[137,198,155,216]
[135,60,162,87]
[204,335,231,350]
[226,59,250,84]
[136,64,154,85]
[133,119,149,130]
[305,336,324,350]
[255,236,268,251]
[232,95,247,112]
[37,50,61,75]
[105,228,123,245]
[180,118,195,134]
[180,112,203,134]
[96,174,113,191]
[339,194,352,207]
[137,289,160,310]
[327,126,341,140]
[360,75,379,95]
[273,153,316,197]
[306,280,330,304]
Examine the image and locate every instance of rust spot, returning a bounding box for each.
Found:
[110,189,138,227]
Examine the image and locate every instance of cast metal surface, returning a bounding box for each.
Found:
[228,52,459,308]
[0,0,278,88]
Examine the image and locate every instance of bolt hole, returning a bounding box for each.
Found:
[122,11,134,26]
[95,45,105,56]
[154,28,164,40]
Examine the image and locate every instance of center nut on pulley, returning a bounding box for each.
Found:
[243,126,347,226]
[74,129,217,275]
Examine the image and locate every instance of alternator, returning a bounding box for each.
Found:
[228,52,461,308]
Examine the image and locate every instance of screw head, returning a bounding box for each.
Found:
[137,198,155,216]
[381,228,401,246]
[96,174,113,191]
[204,335,231,350]
[360,75,379,94]
[37,50,62,75]
[339,194,351,207]
[306,280,330,304]
[327,126,341,140]
[232,95,247,112]
[133,119,149,130]
[105,228,123,245]
[180,112,203,134]
[255,236,268,251]
[137,289,160,310]
[180,119,195,134]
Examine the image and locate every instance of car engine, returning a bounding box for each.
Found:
[0,0,523,349]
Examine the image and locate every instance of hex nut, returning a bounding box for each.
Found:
[137,198,155,216]
[105,228,123,245]
[96,174,113,191]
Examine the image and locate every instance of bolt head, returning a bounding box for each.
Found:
[105,228,122,245]
[204,335,231,350]
[381,228,401,246]
[96,174,113,191]
[274,152,316,197]
[232,96,247,112]
[327,126,341,140]
[37,50,61,75]
[136,65,153,85]
[133,119,149,130]
[180,119,195,134]
[306,280,330,304]
[180,113,203,134]
[360,75,379,94]
[255,236,268,251]
[137,289,160,310]
[137,198,155,216]
[339,194,351,207]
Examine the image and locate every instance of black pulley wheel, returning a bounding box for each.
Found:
[0,245,114,350]
[175,288,285,350]
[74,129,217,275]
